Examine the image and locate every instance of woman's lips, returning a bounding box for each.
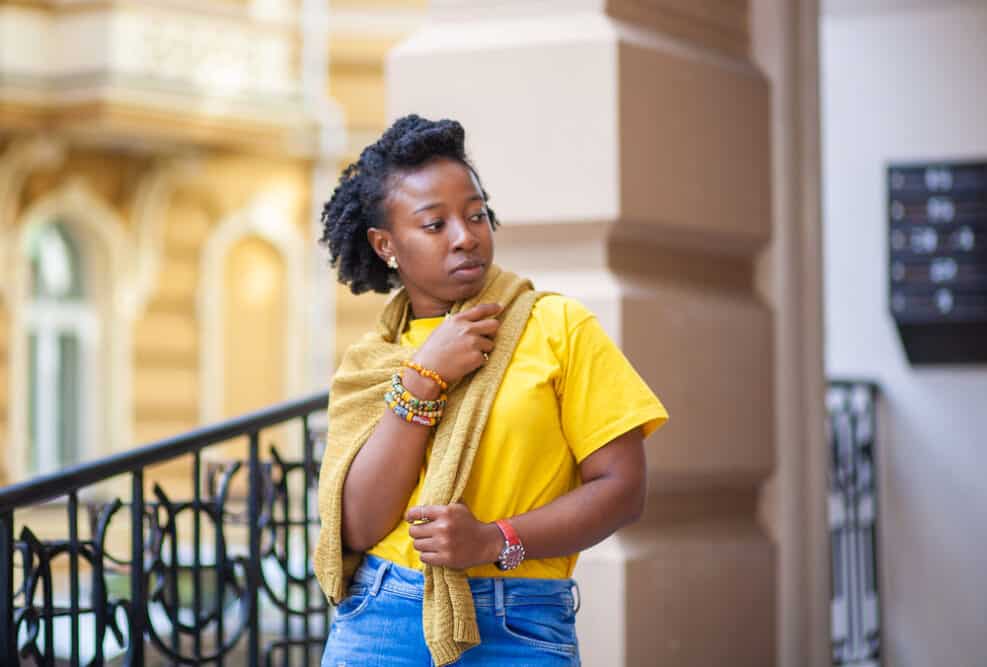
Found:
[451,262,485,280]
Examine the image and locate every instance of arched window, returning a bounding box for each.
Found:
[25,222,98,474]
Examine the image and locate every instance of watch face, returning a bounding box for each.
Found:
[498,543,525,570]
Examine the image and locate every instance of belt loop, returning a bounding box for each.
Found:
[494,579,505,617]
[370,559,391,596]
[571,581,581,615]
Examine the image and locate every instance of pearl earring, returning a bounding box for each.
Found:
[387,256,398,270]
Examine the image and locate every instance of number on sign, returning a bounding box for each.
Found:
[929,258,958,283]
[934,288,954,314]
[925,167,954,192]
[891,262,906,282]
[952,226,975,252]
[926,197,955,223]
[910,227,938,254]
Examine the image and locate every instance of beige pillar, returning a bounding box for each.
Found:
[389,2,777,664]
[751,1,827,666]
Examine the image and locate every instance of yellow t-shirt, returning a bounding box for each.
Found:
[367,295,668,578]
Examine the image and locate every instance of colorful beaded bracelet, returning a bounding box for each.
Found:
[384,373,445,427]
[385,394,439,427]
[384,391,444,419]
[390,374,447,412]
[401,360,448,391]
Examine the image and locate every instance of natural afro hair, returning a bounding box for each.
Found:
[319,114,498,294]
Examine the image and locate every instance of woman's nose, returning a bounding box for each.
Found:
[450,218,478,251]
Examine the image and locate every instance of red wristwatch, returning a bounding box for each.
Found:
[494,519,525,571]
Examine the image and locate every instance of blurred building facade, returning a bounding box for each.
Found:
[0,0,836,666]
[0,0,430,484]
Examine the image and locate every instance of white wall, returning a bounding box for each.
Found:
[822,4,987,666]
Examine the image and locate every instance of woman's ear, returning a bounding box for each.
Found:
[366,227,392,263]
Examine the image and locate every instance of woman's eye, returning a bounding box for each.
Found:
[424,220,444,231]
[469,211,488,222]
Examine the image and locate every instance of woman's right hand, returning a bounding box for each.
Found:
[411,303,502,388]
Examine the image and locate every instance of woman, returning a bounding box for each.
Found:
[314,115,667,667]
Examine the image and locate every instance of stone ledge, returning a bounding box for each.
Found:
[0,2,336,157]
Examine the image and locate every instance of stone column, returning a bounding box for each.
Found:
[751,1,827,666]
[389,2,775,664]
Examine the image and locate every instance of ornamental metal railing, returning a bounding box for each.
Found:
[827,380,882,667]
[0,391,331,667]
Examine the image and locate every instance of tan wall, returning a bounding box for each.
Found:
[2,146,312,488]
[329,36,395,150]
[0,303,7,485]
[20,149,148,226]
[223,237,287,416]
[333,0,427,7]
[131,155,310,445]
[132,194,208,444]
[138,155,309,497]
[0,0,386,488]
[326,0,426,366]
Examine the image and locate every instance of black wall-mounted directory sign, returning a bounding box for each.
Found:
[889,161,987,364]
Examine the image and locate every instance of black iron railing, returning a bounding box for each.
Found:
[827,380,882,667]
[0,391,331,667]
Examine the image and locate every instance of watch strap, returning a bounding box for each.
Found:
[495,519,521,547]
[494,519,525,570]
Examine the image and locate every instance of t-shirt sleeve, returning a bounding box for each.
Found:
[551,298,669,464]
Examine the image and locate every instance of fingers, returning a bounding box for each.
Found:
[405,505,440,524]
[459,303,502,321]
[408,510,440,541]
[412,535,435,551]
[406,503,470,524]
[412,537,439,553]
[409,528,448,567]
[408,523,432,539]
[418,552,444,566]
[467,318,500,338]
[405,503,477,569]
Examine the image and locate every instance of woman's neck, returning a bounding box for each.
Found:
[409,297,453,320]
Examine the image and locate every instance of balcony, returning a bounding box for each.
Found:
[0,0,327,156]
[0,391,330,666]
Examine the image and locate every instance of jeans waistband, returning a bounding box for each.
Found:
[352,554,580,615]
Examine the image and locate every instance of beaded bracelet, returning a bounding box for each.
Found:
[390,374,447,412]
[392,403,437,427]
[384,373,445,427]
[384,391,444,419]
[384,392,439,427]
[401,360,448,391]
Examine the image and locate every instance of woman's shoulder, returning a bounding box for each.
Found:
[530,293,596,334]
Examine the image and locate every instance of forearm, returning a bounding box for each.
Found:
[419,471,647,570]
[405,432,648,570]
[504,472,646,561]
[341,369,439,551]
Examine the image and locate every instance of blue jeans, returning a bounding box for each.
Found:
[321,555,581,666]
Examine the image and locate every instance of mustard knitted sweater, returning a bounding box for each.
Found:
[313,266,540,666]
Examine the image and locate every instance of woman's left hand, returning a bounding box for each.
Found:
[406,503,503,570]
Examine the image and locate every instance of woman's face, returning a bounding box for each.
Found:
[368,157,495,318]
